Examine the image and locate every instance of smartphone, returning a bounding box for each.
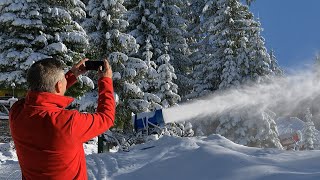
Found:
[85,61,104,70]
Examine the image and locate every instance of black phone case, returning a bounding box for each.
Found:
[85,61,104,70]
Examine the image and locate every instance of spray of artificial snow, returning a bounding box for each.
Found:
[163,70,320,123]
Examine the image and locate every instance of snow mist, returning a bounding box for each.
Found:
[163,70,320,123]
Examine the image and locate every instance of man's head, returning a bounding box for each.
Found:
[27,58,67,95]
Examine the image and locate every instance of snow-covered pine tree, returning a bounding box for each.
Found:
[68,0,87,21]
[0,0,89,92]
[125,0,164,111]
[40,0,90,97]
[183,0,206,46]
[214,0,259,89]
[216,108,283,149]
[182,0,206,99]
[302,108,317,150]
[164,121,194,137]
[0,0,49,88]
[190,0,220,97]
[244,18,274,84]
[140,37,162,111]
[156,42,181,108]
[269,49,283,76]
[192,0,280,95]
[86,0,149,132]
[151,0,191,100]
[126,0,163,110]
[127,0,191,100]
[245,0,255,6]
[197,0,282,148]
[126,0,158,58]
[40,0,88,65]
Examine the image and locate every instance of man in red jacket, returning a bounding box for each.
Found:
[9,58,115,180]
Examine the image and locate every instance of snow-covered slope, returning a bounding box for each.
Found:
[1,135,320,180]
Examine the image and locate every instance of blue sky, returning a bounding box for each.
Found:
[249,0,320,70]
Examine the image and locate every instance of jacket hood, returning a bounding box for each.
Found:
[25,91,74,109]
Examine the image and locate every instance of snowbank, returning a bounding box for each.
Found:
[1,135,320,179]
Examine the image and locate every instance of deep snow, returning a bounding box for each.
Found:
[1,134,320,180]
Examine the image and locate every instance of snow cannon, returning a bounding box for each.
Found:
[132,109,165,134]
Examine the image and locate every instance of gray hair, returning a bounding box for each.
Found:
[27,58,66,92]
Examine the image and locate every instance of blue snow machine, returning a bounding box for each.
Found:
[132,109,165,135]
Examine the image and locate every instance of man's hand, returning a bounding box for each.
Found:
[98,59,112,79]
[71,58,88,77]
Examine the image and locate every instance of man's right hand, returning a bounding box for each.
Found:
[98,59,112,79]
[71,58,88,77]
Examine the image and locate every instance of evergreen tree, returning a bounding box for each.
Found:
[183,0,206,45]
[124,0,163,111]
[0,0,49,88]
[269,49,283,76]
[85,0,149,132]
[214,0,268,89]
[302,108,317,150]
[191,0,220,97]
[192,0,280,96]
[216,108,283,148]
[0,0,89,91]
[245,0,255,6]
[151,0,191,99]
[156,42,181,108]
[127,0,191,100]
[181,0,207,100]
[41,0,88,64]
[244,17,273,84]
[126,0,158,58]
[140,37,162,111]
[193,0,282,147]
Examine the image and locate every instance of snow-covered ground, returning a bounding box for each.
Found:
[1,134,320,180]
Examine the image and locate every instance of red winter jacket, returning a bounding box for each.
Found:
[9,71,115,180]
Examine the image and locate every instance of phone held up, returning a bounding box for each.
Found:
[85,61,104,71]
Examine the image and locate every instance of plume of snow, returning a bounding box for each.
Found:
[164,70,320,123]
